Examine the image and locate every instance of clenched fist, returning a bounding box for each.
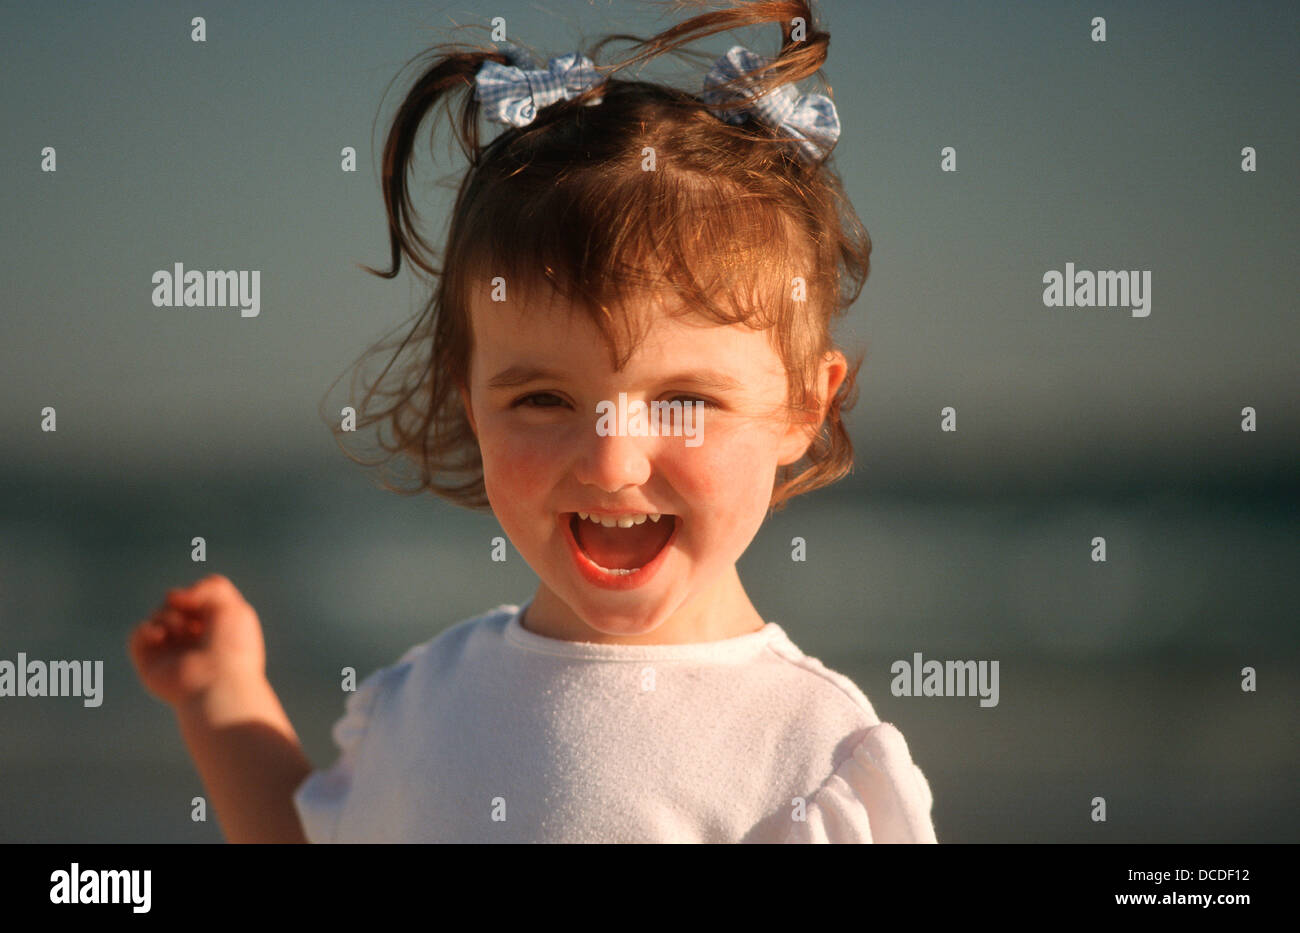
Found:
[128,574,268,708]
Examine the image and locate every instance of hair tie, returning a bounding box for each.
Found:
[475,42,604,127]
[702,45,840,162]
[474,42,840,163]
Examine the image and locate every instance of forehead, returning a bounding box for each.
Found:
[467,283,784,381]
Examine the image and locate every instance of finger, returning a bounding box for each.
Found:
[135,615,166,639]
[193,573,234,594]
[157,608,189,634]
[165,587,195,605]
[166,586,206,608]
[128,620,152,650]
[170,575,238,612]
[165,607,211,640]
[127,620,166,663]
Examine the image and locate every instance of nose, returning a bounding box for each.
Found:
[572,424,653,493]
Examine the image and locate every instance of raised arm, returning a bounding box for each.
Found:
[128,574,312,843]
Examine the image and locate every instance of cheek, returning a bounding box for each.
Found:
[477,421,564,511]
[671,420,781,519]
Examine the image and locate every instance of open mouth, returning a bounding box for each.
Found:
[567,511,678,575]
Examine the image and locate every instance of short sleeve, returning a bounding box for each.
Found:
[782,722,937,844]
[292,665,391,844]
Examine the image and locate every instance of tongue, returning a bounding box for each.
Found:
[574,516,674,570]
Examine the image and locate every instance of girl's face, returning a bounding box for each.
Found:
[461,283,845,643]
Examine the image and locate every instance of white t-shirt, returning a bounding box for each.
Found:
[293,602,937,843]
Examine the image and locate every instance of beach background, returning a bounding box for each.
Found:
[1,0,1296,842]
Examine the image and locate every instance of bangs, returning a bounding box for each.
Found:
[449,84,817,369]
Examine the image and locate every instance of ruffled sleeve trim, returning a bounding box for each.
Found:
[292,663,393,843]
[782,722,937,844]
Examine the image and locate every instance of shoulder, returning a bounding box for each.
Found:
[358,603,519,695]
[295,604,520,842]
[758,628,937,844]
[337,603,518,730]
[759,626,882,727]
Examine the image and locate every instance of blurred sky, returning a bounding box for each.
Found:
[1,0,1296,493]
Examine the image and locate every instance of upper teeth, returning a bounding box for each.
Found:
[577,512,663,527]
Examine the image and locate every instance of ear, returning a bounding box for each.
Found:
[775,350,848,466]
[458,381,478,437]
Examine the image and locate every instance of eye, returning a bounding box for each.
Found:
[512,392,568,409]
[668,395,717,409]
[510,393,717,410]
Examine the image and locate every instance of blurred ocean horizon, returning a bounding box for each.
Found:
[1,459,1295,842]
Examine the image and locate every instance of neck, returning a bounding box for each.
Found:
[523,566,765,645]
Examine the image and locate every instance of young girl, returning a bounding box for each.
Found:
[128,0,937,844]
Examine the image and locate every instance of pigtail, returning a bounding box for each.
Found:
[360,45,513,281]
[597,0,829,102]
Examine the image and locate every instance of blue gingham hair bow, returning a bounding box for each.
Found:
[701,45,840,161]
[475,43,604,127]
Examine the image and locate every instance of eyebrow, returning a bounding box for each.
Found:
[487,364,743,392]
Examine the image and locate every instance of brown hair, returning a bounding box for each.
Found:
[322,0,870,513]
